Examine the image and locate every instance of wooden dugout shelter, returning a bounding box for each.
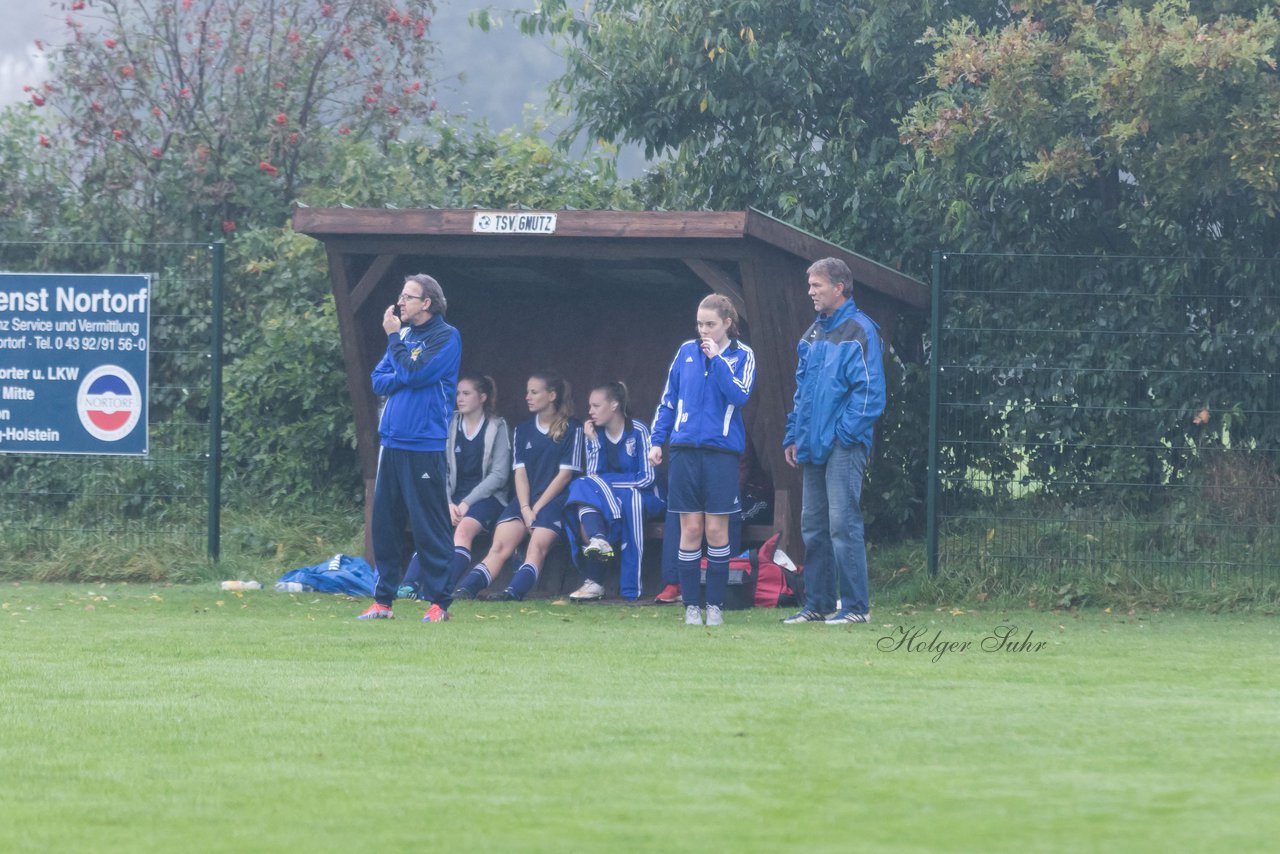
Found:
[292,206,929,562]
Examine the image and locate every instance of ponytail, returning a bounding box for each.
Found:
[460,373,497,416]
[530,370,573,442]
[593,380,631,422]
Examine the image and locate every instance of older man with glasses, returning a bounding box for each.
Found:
[358,274,462,622]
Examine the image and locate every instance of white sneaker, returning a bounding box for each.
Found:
[705,605,724,626]
[583,535,615,560]
[684,605,703,625]
[569,580,606,601]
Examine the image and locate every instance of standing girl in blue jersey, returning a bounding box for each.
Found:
[453,371,583,601]
[649,294,755,626]
[565,381,665,602]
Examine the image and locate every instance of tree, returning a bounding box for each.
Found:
[13,0,440,243]
[899,0,1280,256]
[518,0,1008,274]
[899,2,1280,514]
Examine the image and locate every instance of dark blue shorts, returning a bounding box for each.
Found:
[666,447,740,515]
[497,493,568,534]
[462,495,505,531]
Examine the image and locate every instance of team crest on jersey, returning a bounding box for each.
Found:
[410,346,422,361]
[625,437,636,456]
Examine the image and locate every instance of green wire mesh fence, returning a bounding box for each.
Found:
[929,253,1279,586]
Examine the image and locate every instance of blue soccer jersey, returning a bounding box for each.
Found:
[585,419,656,490]
[451,416,486,502]
[513,416,583,501]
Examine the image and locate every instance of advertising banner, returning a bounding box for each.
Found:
[0,272,151,455]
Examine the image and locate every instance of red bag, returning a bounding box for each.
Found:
[752,533,804,608]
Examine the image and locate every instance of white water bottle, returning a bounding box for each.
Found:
[220,580,262,591]
[275,581,305,593]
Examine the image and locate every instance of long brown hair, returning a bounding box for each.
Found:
[530,370,573,442]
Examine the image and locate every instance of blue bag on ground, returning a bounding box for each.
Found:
[275,554,377,596]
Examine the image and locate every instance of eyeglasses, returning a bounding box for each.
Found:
[397,293,425,303]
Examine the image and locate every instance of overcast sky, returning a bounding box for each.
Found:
[0,2,56,105]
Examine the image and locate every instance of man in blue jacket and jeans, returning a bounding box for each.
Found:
[358,274,461,623]
[782,258,885,625]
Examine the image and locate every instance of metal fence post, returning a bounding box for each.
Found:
[207,241,224,560]
[927,250,943,576]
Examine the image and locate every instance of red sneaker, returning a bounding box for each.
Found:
[357,603,393,620]
[654,583,681,604]
[422,603,450,623]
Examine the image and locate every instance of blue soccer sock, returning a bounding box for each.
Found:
[446,547,472,586]
[454,564,491,598]
[705,543,732,608]
[678,548,703,607]
[581,555,608,586]
[506,563,539,600]
[577,506,606,541]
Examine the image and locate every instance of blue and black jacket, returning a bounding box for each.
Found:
[651,339,755,454]
[371,314,461,452]
[784,298,884,464]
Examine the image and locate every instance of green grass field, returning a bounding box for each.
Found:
[1,584,1276,853]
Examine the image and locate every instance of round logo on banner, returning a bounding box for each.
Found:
[76,366,143,442]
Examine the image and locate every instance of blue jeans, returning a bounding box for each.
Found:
[800,443,869,614]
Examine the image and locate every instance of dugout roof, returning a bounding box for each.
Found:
[293,206,928,554]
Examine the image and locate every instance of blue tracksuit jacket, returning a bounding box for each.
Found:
[784,299,885,464]
[371,314,461,451]
[651,339,755,454]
